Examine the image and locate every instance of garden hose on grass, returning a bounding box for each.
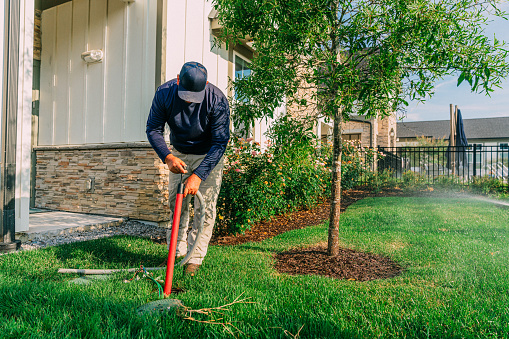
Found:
[58,174,207,304]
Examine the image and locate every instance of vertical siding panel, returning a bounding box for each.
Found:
[104,0,125,143]
[86,0,107,144]
[165,0,186,80]
[139,0,157,139]
[124,0,145,142]
[54,3,72,145]
[39,8,57,145]
[216,42,229,96]
[69,0,89,145]
[202,1,218,87]
[184,0,204,63]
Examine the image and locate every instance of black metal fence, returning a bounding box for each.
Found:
[376,145,509,189]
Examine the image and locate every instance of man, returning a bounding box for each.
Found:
[146,61,230,276]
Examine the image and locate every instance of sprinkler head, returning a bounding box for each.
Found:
[137,299,184,315]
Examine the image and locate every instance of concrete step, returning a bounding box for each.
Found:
[16,210,125,242]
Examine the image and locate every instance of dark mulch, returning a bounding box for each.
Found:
[275,245,404,281]
[209,187,407,281]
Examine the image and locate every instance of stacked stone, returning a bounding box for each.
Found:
[35,143,171,223]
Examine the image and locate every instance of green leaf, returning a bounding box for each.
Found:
[457,72,465,86]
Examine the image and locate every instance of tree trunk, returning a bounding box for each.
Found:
[327,108,342,256]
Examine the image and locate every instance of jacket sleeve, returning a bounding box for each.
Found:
[146,87,171,163]
[193,97,230,181]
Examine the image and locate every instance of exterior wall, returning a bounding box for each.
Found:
[376,113,397,148]
[35,144,171,222]
[0,1,5,147]
[39,0,157,146]
[343,121,371,147]
[165,0,229,96]
[318,118,376,148]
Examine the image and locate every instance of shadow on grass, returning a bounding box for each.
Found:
[0,279,364,338]
[50,236,166,269]
[0,279,164,338]
[0,236,168,284]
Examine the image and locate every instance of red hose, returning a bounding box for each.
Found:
[163,191,184,296]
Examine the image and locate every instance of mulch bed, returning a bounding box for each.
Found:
[274,245,403,281]
[210,187,408,281]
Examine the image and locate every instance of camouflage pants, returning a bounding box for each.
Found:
[166,149,224,265]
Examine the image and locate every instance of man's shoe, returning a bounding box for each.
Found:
[184,264,200,277]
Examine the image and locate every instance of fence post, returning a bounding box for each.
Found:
[473,146,477,177]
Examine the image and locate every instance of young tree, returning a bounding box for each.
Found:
[213,0,509,255]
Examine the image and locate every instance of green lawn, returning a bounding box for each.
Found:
[1,197,508,338]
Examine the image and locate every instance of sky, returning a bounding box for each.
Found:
[402,1,509,122]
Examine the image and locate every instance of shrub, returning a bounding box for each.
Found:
[215,118,331,235]
[364,169,399,192]
[215,117,382,235]
[469,176,508,195]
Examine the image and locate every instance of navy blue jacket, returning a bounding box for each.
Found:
[146,79,230,181]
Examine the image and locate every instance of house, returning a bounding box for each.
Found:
[317,114,397,148]
[397,117,509,148]
[2,0,397,235]
[4,0,275,232]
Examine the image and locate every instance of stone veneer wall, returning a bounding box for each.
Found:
[34,143,171,222]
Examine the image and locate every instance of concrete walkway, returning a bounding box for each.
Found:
[16,210,125,242]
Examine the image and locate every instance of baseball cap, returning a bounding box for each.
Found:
[178,62,208,103]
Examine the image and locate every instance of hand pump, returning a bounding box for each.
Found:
[163,174,185,296]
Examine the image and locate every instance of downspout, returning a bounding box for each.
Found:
[0,0,21,252]
[349,118,373,148]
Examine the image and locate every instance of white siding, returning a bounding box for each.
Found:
[165,0,229,93]
[69,0,88,145]
[39,0,157,145]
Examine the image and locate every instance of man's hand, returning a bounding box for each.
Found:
[184,174,202,197]
[165,154,187,174]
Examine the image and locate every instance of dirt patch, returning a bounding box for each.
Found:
[274,245,404,281]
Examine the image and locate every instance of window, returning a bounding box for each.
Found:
[342,133,361,142]
[500,143,509,150]
[233,54,252,137]
[234,55,251,102]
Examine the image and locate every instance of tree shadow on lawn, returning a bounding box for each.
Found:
[0,279,379,338]
[0,279,174,337]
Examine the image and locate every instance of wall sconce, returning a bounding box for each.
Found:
[81,50,104,63]
[390,129,395,138]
